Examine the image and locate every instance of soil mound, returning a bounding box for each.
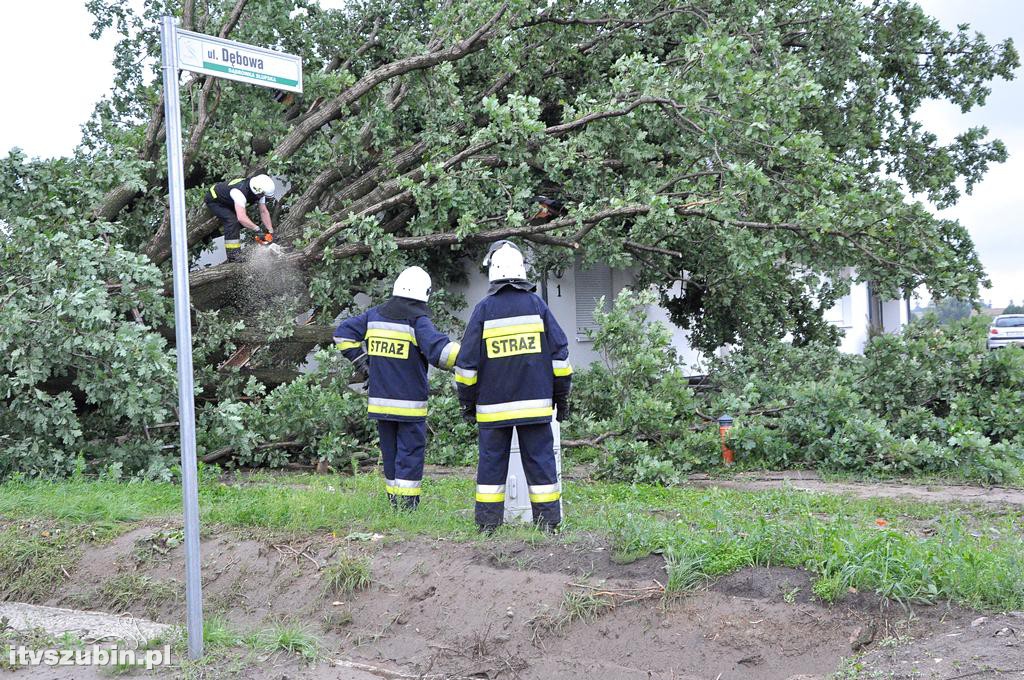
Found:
[6,526,1020,679]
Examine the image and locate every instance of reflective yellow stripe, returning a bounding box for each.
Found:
[475,492,506,503]
[385,485,398,495]
[553,366,573,376]
[444,345,460,369]
[335,341,362,350]
[368,405,428,417]
[393,486,421,496]
[209,185,217,198]
[228,177,244,185]
[481,323,545,339]
[529,491,561,503]
[225,242,242,249]
[455,373,477,386]
[365,329,417,345]
[476,407,553,423]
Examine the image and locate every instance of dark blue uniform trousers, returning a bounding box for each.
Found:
[377,420,426,508]
[476,423,561,529]
[204,198,243,261]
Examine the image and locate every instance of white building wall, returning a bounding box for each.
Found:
[834,280,872,354]
[881,298,908,334]
[828,281,909,354]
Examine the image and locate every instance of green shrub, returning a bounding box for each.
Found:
[565,288,703,483]
[425,376,477,466]
[571,293,1024,484]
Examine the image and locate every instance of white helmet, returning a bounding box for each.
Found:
[392,266,432,302]
[249,174,276,196]
[486,242,527,282]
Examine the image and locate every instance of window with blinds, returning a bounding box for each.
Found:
[575,263,613,340]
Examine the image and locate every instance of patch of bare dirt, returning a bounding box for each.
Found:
[4,527,1023,679]
[855,611,1024,680]
[688,470,1024,508]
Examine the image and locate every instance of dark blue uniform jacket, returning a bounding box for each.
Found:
[334,298,458,422]
[456,283,572,429]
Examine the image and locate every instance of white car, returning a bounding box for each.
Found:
[987,314,1024,350]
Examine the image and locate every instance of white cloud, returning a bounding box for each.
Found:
[0,5,119,159]
[914,0,1024,306]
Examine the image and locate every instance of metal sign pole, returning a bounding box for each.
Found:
[159,15,204,661]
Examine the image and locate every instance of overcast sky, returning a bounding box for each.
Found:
[0,1,1019,306]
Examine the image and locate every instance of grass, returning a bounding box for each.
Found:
[321,554,372,596]
[559,590,609,625]
[89,569,183,614]
[321,609,353,632]
[0,526,78,601]
[663,548,707,595]
[528,589,612,641]
[245,622,320,661]
[201,616,242,649]
[0,472,1022,612]
[170,618,320,678]
[0,524,121,601]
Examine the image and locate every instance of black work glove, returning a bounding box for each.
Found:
[352,353,369,372]
[460,402,477,425]
[554,396,570,422]
[351,353,369,385]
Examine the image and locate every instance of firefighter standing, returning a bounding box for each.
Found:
[333,267,459,508]
[204,174,277,261]
[456,242,572,532]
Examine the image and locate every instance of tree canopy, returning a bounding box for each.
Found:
[0,0,1017,474]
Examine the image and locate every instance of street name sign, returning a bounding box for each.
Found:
[176,28,303,93]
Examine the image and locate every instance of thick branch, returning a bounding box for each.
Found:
[305,96,678,255]
[544,96,675,136]
[217,0,251,38]
[562,431,623,448]
[277,166,347,235]
[183,78,221,168]
[202,439,299,464]
[273,3,508,161]
[184,204,652,292]
[181,0,196,31]
[327,204,653,259]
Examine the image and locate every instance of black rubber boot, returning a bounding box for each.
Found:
[398,495,420,510]
[532,501,562,533]
[475,500,504,533]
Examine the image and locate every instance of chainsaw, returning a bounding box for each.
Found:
[254,230,287,257]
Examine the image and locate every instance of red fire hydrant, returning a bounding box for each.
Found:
[718,414,735,465]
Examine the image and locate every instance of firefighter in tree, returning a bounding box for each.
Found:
[333,267,460,508]
[204,174,276,261]
[455,242,572,532]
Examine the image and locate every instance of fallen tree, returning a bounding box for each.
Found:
[0,0,1017,477]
